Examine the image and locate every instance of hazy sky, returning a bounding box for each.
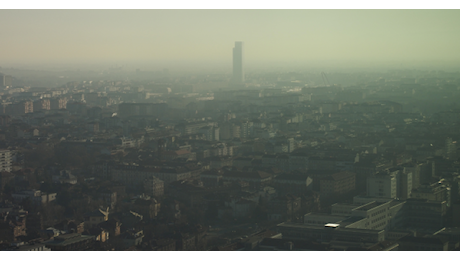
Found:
[1,10,460,69]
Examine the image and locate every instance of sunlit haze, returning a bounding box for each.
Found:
[1,9,460,71]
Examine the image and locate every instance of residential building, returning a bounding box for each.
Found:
[209,156,232,169]
[367,173,397,199]
[143,176,164,198]
[175,121,216,136]
[398,236,449,251]
[0,74,13,87]
[11,190,57,205]
[82,227,110,242]
[411,181,449,203]
[98,191,117,209]
[44,233,95,251]
[396,169,413,200]
[319,171,356,197]
[0,211,27,242]
[267,195,302,222]
[273,174,312,194]
[16,243,51,251]
[0,149,12,173]
[97,218,121,238]
[50,97,67,110]
[6,101,33,116]
[122,229,144,249]
[130,198,161,219]
[222,169,273,189]
[117,103,168,118]
[86,122,99,133]
[289,152,308,171]
[0,171,14,190]
[33,99,51,111]
[84,208,109,229]
[227,198,256,218]
[199,169,223,187]
[233,157,253,168]
[403,198,447,230]
[52,170,77,185]
[111,164,195,188]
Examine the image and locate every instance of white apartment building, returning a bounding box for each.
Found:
[0,150,12,172]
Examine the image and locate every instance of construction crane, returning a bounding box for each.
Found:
[321,72,331,86]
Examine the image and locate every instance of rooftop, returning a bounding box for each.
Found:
[277,222,384,235]
[223,170,272,180]
[44,234,95,247]
[353,201,384,211]
[274,174,308,181]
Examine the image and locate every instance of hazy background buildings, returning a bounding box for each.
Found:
[2,7,460,251]
[1,9,460,73]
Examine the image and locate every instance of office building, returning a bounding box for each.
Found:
[233,41,244,83]
[0,74,13,88]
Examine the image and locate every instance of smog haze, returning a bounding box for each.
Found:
[1,9,460,71]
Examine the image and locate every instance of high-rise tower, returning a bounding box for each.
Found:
[232,41,244,83]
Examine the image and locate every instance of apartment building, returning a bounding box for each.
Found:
[0,150,12,173]
[367,173,397,199]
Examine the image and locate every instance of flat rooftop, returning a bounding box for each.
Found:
[353,201,385,211]
[277,223,384,235]
[339,216,365,226]
[44,234,94,247]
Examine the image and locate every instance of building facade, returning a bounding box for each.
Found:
[144,176,164,198]
[367,173,397,199]
[0,150,12,173]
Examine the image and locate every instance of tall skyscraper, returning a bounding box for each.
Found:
[0,74,13,88]
[232,41,244,83]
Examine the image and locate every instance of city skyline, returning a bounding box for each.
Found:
[1,10,460,71]
[3,5,460,253]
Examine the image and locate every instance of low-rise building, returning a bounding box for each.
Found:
[398,236,449,251]
[272,174,312,195]
[319,171,356,197]
[2,242,52,251]
[411,182,449,202]
[222,169,273,189]
[44,233,95,251]
[200,169,223,187]
[277,222,386,243]
[267,195,301,222]
[84,208,109,229]
[143,176,164,198]
[11,190,57,205]
[111,164,195,189]
[52,170,77,185]
[0,149,12,173]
